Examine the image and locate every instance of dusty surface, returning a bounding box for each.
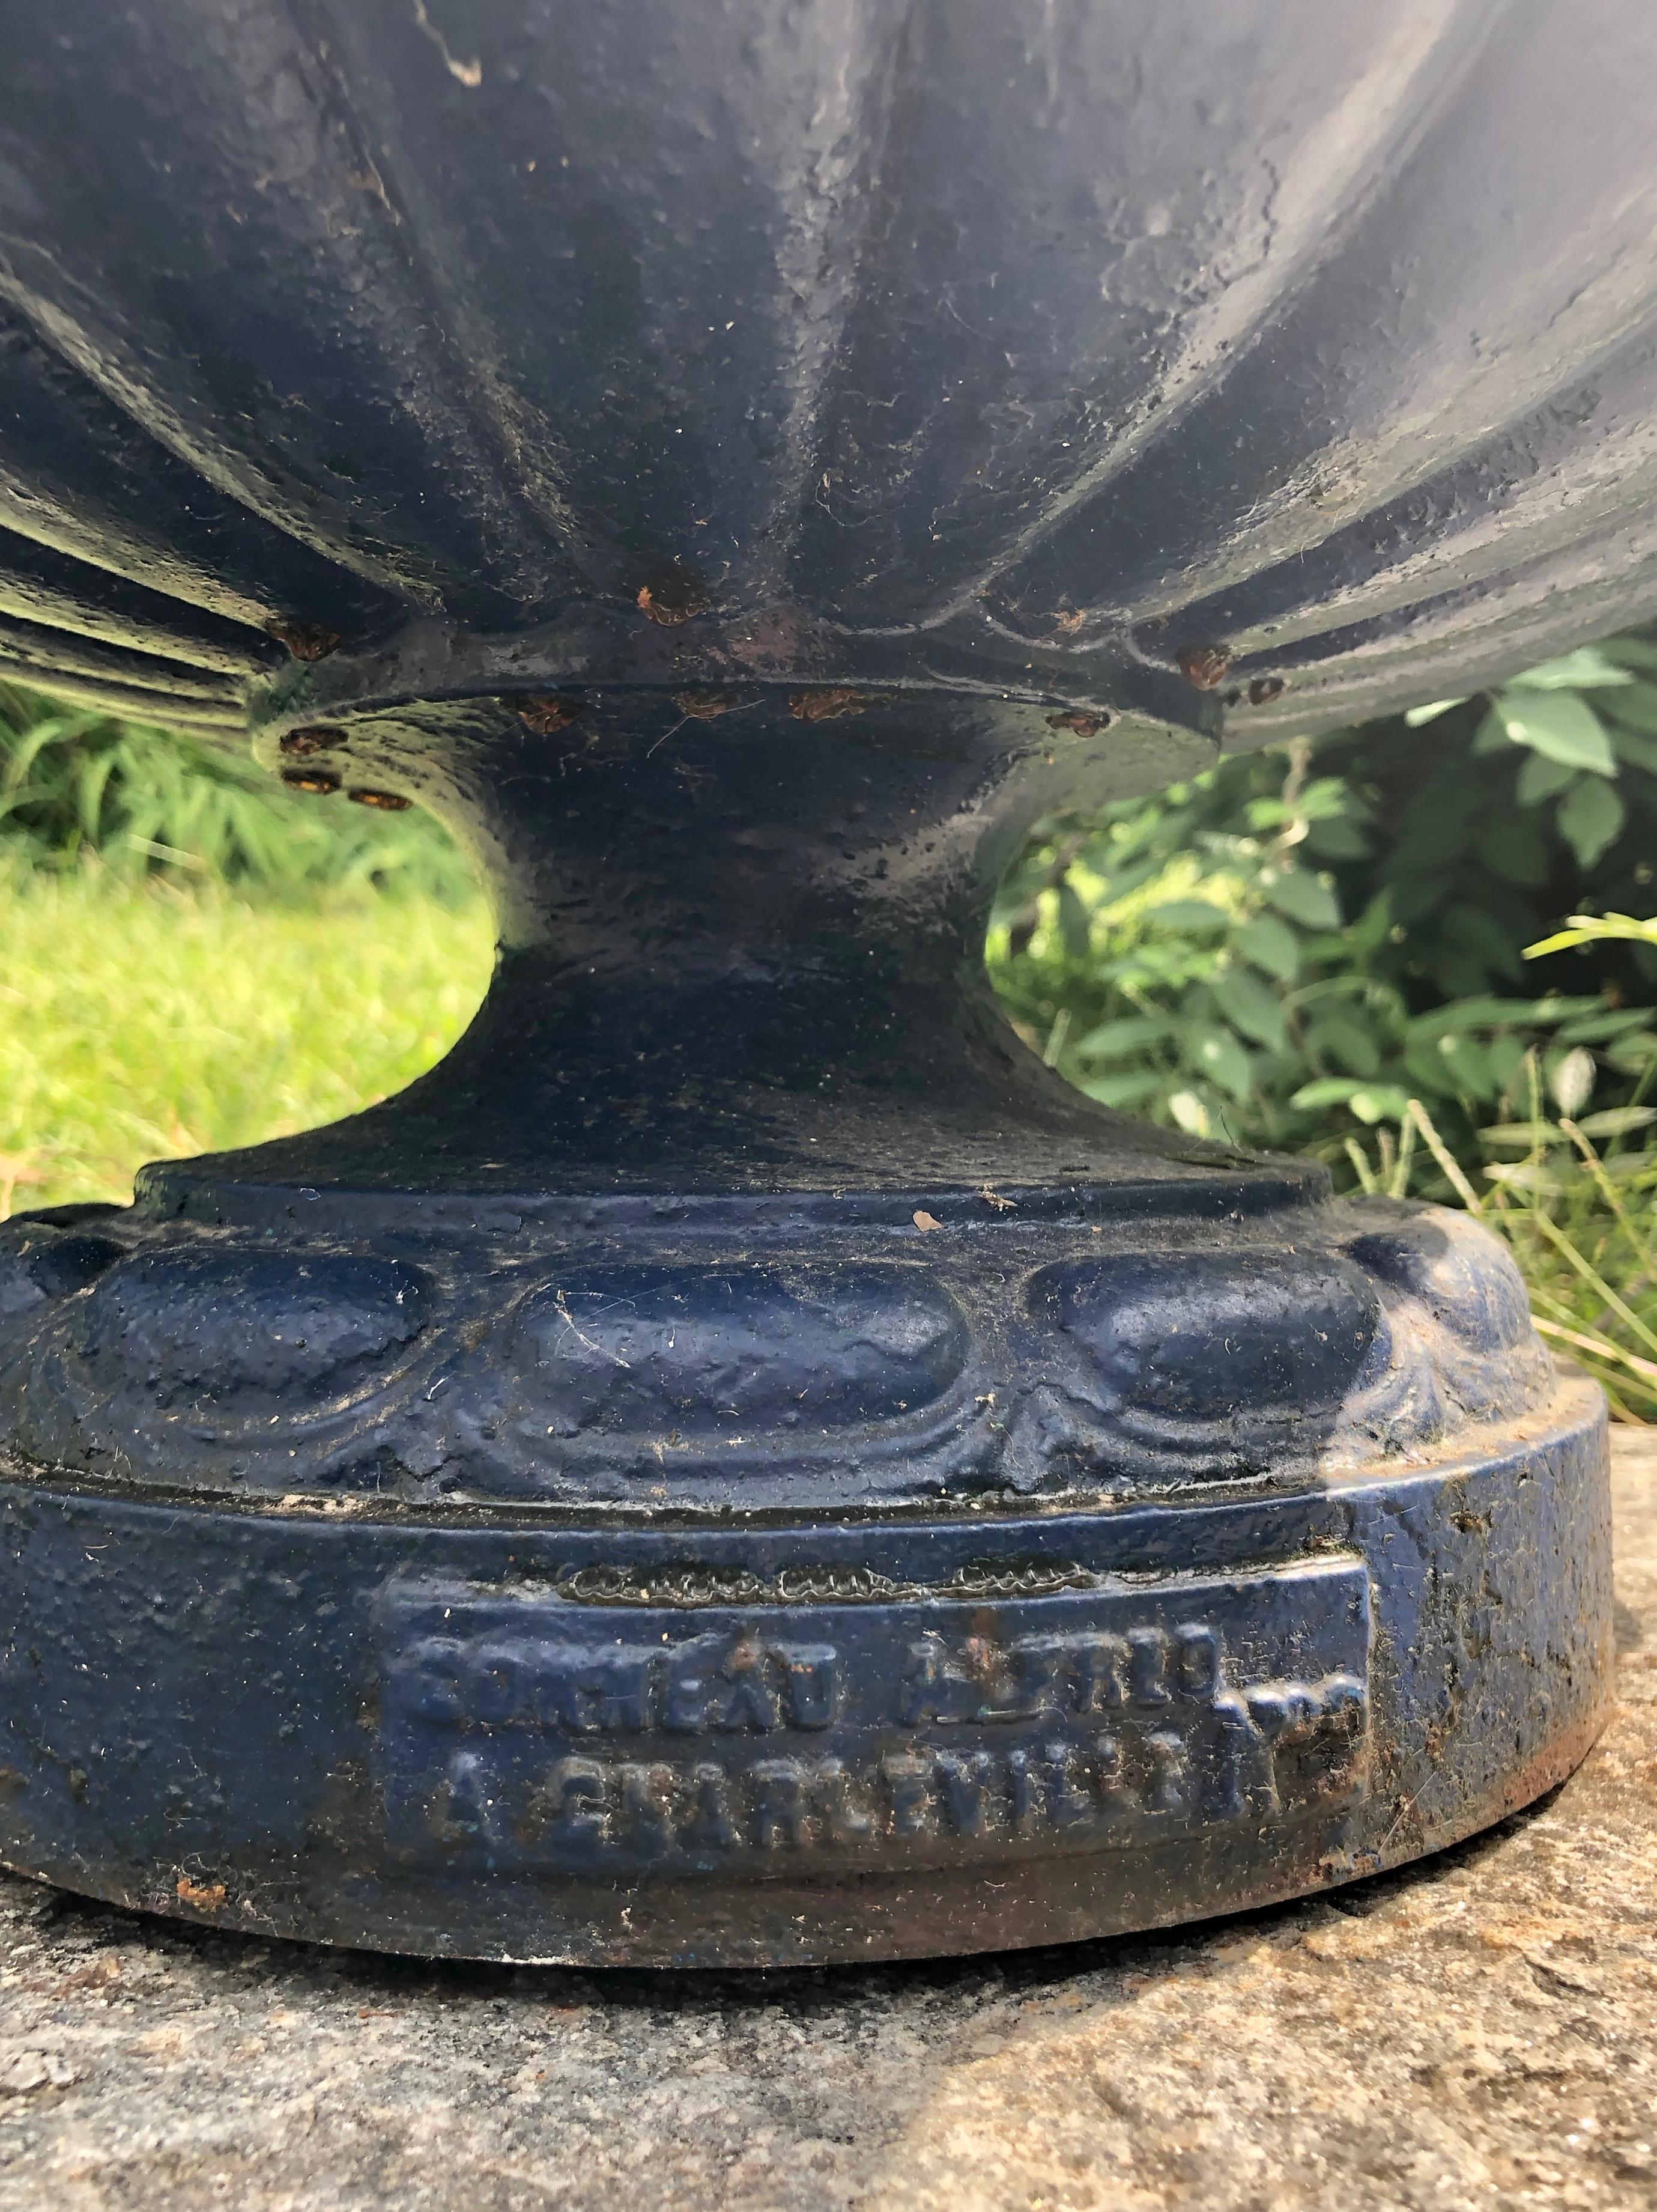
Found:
[0,1442,1652,2212]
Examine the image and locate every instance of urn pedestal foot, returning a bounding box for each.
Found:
[0,1173,1612,1966]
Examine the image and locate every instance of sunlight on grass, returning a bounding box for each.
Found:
[0,863,495,1212]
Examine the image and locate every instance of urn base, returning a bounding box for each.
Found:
[0,1169,1613,1966]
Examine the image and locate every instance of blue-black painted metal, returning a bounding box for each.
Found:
[0,1380,1613,1965]
[0,0,1640,1961]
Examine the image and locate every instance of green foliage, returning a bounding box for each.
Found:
[0,682,476,903]
[989,634,1657,1186]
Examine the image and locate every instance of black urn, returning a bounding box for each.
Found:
[0,0,1640,1962]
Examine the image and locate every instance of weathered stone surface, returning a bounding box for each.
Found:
[0,1434,1653,2212]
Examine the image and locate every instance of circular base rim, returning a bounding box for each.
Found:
[0,1378,1613,1967]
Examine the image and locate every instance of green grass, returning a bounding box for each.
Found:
[1343,1093,1657,1423]
[0,862,494,1213]
[1494,1176,1657,1424]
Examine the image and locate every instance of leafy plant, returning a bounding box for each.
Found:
[989,634,1657,1183]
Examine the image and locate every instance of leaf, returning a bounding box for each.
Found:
[1435,1033,1493,1097]
[1297,777,1366,822]
[1074,1013,1177,1059]
[1079,1071,1167,1108]
[1493,690,1617,774]
[1605,1152,1657,1183]
[1167,1090,1211,1138]
[1347,1086,1412,1125]
[1514,750,1578,804]
[1485,1032,1528,1095]
[1604,681,1657,738]
[1233,914,1300,982]
[1408,995,1591,1039]
[1262,868,1340,929]
[1189,1024,1253,1102]
[1479,1120,1568,1149]
[1606,1031,1657,1074]
[1554,1007,1655,1044]
[1575,1106,1657,1138]
[1219,967,1287,1050]
[1302,818,1370,860]
[1554,774,1625,867]
[1599,634,1657,673]
[1471,708,1511,756]
[1504,646,1633,691]
[1307,1015,1381,1078]
[1290,1077,1369,1111]
[1402,1044,1459,1099]
[1343,892,1396,961]
[1483,1161,1571,1196]
[1056,882,1092,956]
[1606,718,1657,771]
[1403,697,1469,725]
[1289,1078,1410,1122]
[1243,797,1297,829]
[1144,898,1231,932]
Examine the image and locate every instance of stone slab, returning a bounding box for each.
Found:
[0,1434,1652,2211]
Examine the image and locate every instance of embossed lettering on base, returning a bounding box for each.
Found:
[378,1558,1372,1874]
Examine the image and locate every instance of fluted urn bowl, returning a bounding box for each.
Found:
[0,0,1640,1962]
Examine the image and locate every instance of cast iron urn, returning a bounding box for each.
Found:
[0,0,1639,1963]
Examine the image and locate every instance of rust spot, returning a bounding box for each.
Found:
[1247,676,1286,706]
[279,726,343,756]
[266,620,342,663]
[55,1959,121,1997]
[1178,643,1233,690]
[175,1876,228,1910]
[912,1209,944,1233]
[281,768,342,797]
[790,688,873,723]
[672,690,741,721]
[636,570,710,626]
[1046,709,1112,737]
[348,788,411,811]
[515,694,587,736]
